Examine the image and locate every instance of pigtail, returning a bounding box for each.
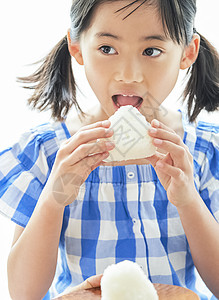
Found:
[18,36,84,121]
[184,33,219,122]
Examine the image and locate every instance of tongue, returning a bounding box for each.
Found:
[116,95,141,107]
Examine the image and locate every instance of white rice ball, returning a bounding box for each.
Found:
[101,260,158,300]
[103,105,156,162]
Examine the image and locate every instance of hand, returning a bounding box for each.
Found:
[44,120,114,207]
[69,274,102,291]
[147,119,198,208]
[52,274,102,299]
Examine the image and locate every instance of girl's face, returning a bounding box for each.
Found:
[73,1,187,120]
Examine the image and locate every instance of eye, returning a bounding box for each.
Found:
[143,48,162,57]
[99,45,117,55]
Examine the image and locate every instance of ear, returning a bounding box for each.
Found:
[180,34,200,70]
[67,30,84,65]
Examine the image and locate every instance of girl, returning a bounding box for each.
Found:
[0,0,218,299]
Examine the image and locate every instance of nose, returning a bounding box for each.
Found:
[114,57,144,83]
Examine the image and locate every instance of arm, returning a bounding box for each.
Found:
[177,193,219,297]
[7,120,114,300]
[8,199,65,300]
[147,120,219,297]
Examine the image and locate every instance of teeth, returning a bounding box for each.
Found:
[122,94,134,97]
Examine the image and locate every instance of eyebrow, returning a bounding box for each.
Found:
[94,32,169,42]
[95,32,120,40]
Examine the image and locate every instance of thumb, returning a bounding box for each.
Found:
[146,152,164,168]
[85,274,103,289]
[56,274,103,297]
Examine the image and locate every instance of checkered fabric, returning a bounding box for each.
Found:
[0,112,218,300]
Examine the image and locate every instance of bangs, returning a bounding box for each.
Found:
[115,0,193,45]
[71,0,195,44]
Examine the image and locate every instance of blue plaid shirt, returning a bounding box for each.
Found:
[0,112,218,299]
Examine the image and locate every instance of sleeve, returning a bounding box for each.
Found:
[198,126,219,222]
[0,129,52,227]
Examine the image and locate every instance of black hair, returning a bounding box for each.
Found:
[19,0,219,122]
[18,36,83,120]
[184,32,219,121]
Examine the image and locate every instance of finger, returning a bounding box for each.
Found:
[148,127,185,148]
[82,151,109,175]
[85,274,103,289]
[63,120,111,147]
[145,152,165,167]
[163,152,173,165]
[64,127,114,154]
[79,120,111,132]
[55,274,103,297]
[66,152,110,182]
[153,139,189,164]
[66,140,115,166]
[91,155,109,171]
[83,151,110,172]
[156,159,184,180]
[72,274,103,292]
[151,119,175,134]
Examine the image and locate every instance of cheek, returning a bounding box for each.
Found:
[160,67,179,91]
[85,67,105,95]
[83,55,113,99]
[150,57,181,100]
[83,57,104,90]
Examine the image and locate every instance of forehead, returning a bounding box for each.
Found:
[98,0,157,17]
[82,1,165,39]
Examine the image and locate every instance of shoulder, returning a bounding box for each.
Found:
[11,122,69,155]
[183,114,218,151]
[29,121,70,143]
[0,121,71,227]
[0,121,70,177]
[182,111,219,177]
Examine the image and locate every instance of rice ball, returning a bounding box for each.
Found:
[101,260,158,300]
[103,105,156,162]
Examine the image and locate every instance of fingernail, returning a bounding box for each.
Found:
[103,151,109,158]
[149,128,157,134]
[105,141,115,149]
[105,129,114,137]
[154,138,162,145]
[102,120,110,126]
[153,120,160,127]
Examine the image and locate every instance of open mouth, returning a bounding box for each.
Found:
[112,94,143,109]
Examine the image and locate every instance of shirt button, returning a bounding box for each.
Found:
[127,171,135,179]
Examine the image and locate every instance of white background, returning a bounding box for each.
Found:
[0,1,218,299]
